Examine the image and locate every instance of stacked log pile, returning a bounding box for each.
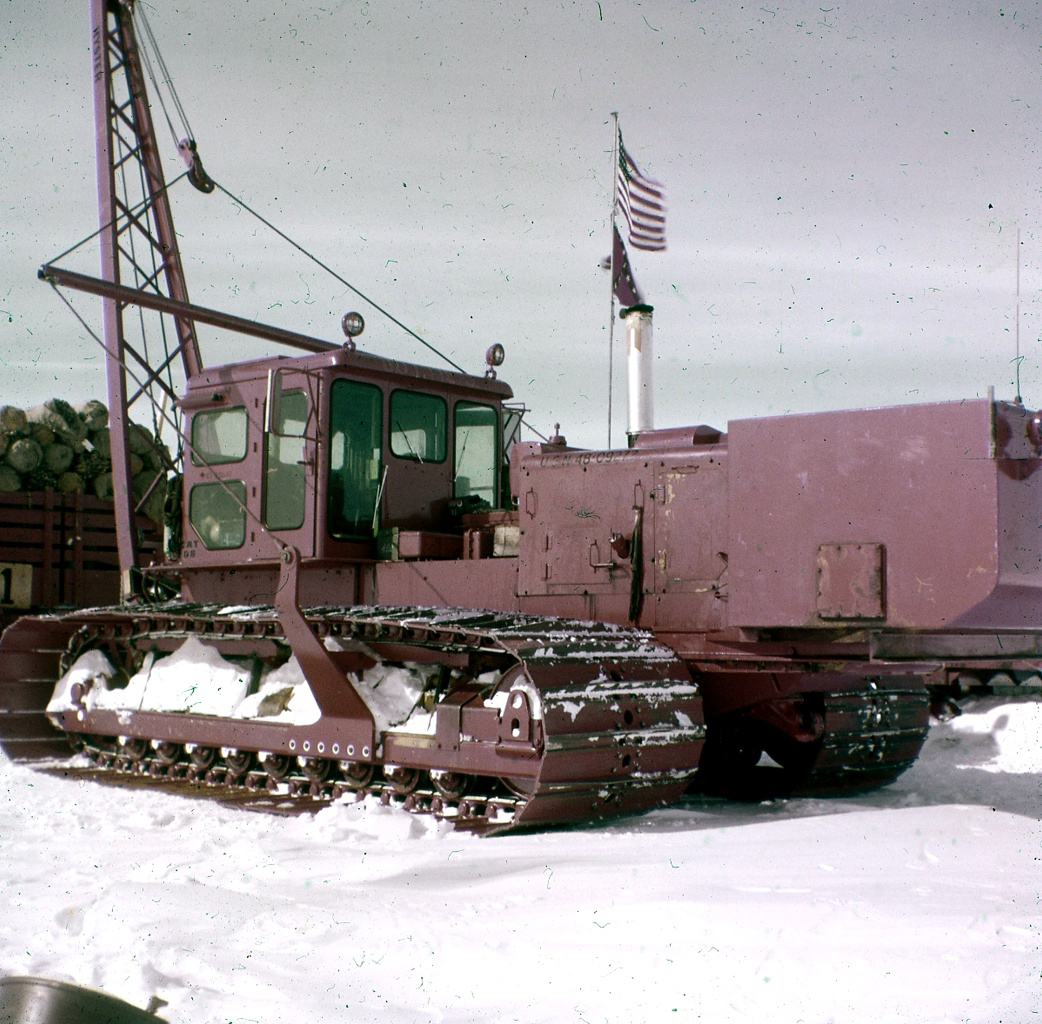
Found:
[0,400,170,524]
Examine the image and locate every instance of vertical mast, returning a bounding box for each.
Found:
[91,0,203,594]
[607,112,619,449]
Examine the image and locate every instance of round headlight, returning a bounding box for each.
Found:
[342,311,366,338]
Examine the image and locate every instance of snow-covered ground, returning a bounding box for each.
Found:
[1,699,1040,1024]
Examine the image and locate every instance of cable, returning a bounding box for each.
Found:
[44,171,191,267]
[48,283,284,559]
[47,168,560,441]
[212,181,467,374]
[134,5,195,152]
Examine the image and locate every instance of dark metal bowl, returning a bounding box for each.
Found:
[0,976,166,1024]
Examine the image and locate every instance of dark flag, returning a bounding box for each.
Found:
[610,224,644,307]
[616,130,666,251]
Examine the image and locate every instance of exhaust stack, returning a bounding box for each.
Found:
[624,303,654,439]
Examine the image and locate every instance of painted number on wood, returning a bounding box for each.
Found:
[0,564,33,609]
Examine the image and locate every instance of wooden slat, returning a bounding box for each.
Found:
[0,489,162,612]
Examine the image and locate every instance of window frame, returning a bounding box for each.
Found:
[263,389,308,532]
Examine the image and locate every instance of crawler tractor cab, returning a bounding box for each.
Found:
[178,343,515,572]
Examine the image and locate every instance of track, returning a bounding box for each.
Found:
[0,603,933,829]
[0,614,77,761]
[38,743,527,832]
[2,604,707,832]
[31,670,930,832]
[693,677,931,801]
[809,680,931,792]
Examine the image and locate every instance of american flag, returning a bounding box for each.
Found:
[616,130,666,252]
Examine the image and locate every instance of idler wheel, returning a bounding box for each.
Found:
[262,753,293,781]
[338,760,374,790]
[188,746,217,770]
[431,770,470,799]
[301,757,333,782]
[223,749,255,776]
[152,741,182,766]
[384,765,421,795]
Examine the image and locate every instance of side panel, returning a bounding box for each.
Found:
[950,448,1042,630]
[180,558,520,613]
[727,400,1002,630]
[649,455,729,631]
[0,491,161,618]
[513,444,730,632]
[515,449,648,604]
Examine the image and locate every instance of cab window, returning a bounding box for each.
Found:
[389,390,446,463]
[191,407,247,465]
[189,480,246,549]
[328,379,383,539]
[264,390,308,531]
[454,401,498,507]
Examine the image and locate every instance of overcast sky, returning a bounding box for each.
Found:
[3,1,1040,447]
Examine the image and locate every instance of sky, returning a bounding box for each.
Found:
[2,0,1041,448]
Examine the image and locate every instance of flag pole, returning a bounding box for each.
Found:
[608,111,619,449]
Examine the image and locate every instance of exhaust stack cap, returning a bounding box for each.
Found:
[548,422,567,446]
